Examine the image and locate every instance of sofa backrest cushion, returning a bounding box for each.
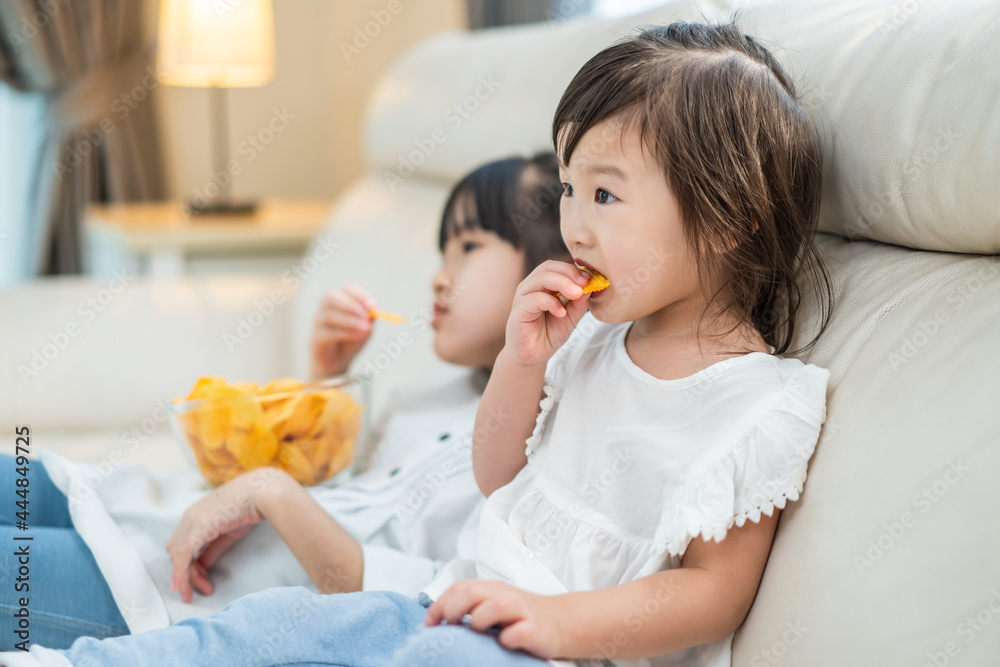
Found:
[364,0,1000,254]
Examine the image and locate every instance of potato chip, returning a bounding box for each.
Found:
[555,265,610,298]
[174,376,363,486]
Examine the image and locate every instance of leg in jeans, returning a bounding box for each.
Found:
[0,527,130,650]
[0,454,130,650]
[0,453,74,527]
[387,624,551,667]
[49,587,427,667]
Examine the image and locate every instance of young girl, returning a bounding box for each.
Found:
[0,153,568,652]
[2,20,834,667]
[392,19,835,667]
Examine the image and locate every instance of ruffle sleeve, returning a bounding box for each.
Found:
[653,363,831,558]
[523,312,603,459]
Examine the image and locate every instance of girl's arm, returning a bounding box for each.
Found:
[167,467,363,601]
[472,260,593,497]
[426,510,780,659]
[258,473,363,593]
[471,350,546,496]
[555,510,779,657]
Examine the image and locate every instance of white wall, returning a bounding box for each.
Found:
[152,0,467,204]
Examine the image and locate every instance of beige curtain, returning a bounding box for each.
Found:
[0,0,165,276]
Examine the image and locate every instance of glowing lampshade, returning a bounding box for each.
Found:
[157,0,275,88]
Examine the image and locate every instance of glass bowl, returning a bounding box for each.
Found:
[168,374,371,487]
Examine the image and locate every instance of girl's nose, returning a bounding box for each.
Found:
[431,267,450,296]
[561,206,595,251]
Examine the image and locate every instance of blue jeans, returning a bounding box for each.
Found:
[0,454,130,650]
[388,624,550,667]
[47,586,548,666]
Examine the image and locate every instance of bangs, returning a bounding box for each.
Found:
[553,37,662,168]
[554,105,653,171]
[438,157,525,252]
[440,188,483,241]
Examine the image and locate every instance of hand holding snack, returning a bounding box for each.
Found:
[554,264,609,297]
[310,283,379,379]
[502,260,604,367]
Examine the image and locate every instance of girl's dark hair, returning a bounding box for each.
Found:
[438,152,570,275]
[552,18,833,356]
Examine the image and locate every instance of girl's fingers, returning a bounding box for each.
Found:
[343,283,377,314]
[465,598,519,633]
[178,570,193,603]
[424,597,447,626]
[533,259,591,283]
[190,562,213,596]
[169,538,198,595]
[519,292,568,320]
[321,291,371,323]
[497,620,534,652]
[424,585,474,626]
[170,558,189,593]
[315,314,370,338]
[564,290,591,319]
[196,536,232,569]
[519,270,587,302]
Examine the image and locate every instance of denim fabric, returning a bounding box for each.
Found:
[0,454,129,650]
[388,623,550,667]
[55,587,428,666]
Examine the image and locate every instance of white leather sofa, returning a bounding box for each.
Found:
[2,0,998,663]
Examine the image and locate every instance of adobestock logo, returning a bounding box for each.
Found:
[382,75,501,192]
[339,0,413,63]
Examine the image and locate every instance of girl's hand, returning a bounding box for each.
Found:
[310,283,378,379]
[165,467,290,603]
[424,580,566,659]
[503,260,592,367]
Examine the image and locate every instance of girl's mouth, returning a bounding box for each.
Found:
[571,258,609,296]
[571,257,601,275]
[431,301,448,327]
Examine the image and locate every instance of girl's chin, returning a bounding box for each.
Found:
[588,297,628,324]
[433,334,464,366]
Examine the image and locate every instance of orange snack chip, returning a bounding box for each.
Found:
[369,308,405,323]
[555,265,610,298]
[580,270,610,294]
[173,376,362,487]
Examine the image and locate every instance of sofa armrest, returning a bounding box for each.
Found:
[0,273,294,431]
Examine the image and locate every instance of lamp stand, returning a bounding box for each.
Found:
[187,86,258,216]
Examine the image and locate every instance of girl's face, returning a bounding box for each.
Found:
[431,224,525,369]
[558,115,715,327]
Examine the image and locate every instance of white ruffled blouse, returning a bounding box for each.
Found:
[472,311,831,667]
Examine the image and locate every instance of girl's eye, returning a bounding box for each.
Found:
[595,188,617,204]
[562,182,574,197]
[462,241,480,253]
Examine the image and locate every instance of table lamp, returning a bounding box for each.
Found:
[157,0,276,215]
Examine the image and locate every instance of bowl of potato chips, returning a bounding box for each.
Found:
[168,374,369,487]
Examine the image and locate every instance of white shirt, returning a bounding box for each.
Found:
[421,312,830,667]
[36,368,487,633]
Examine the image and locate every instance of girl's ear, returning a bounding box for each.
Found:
[706,218,756,255]
[706,230,741,255]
